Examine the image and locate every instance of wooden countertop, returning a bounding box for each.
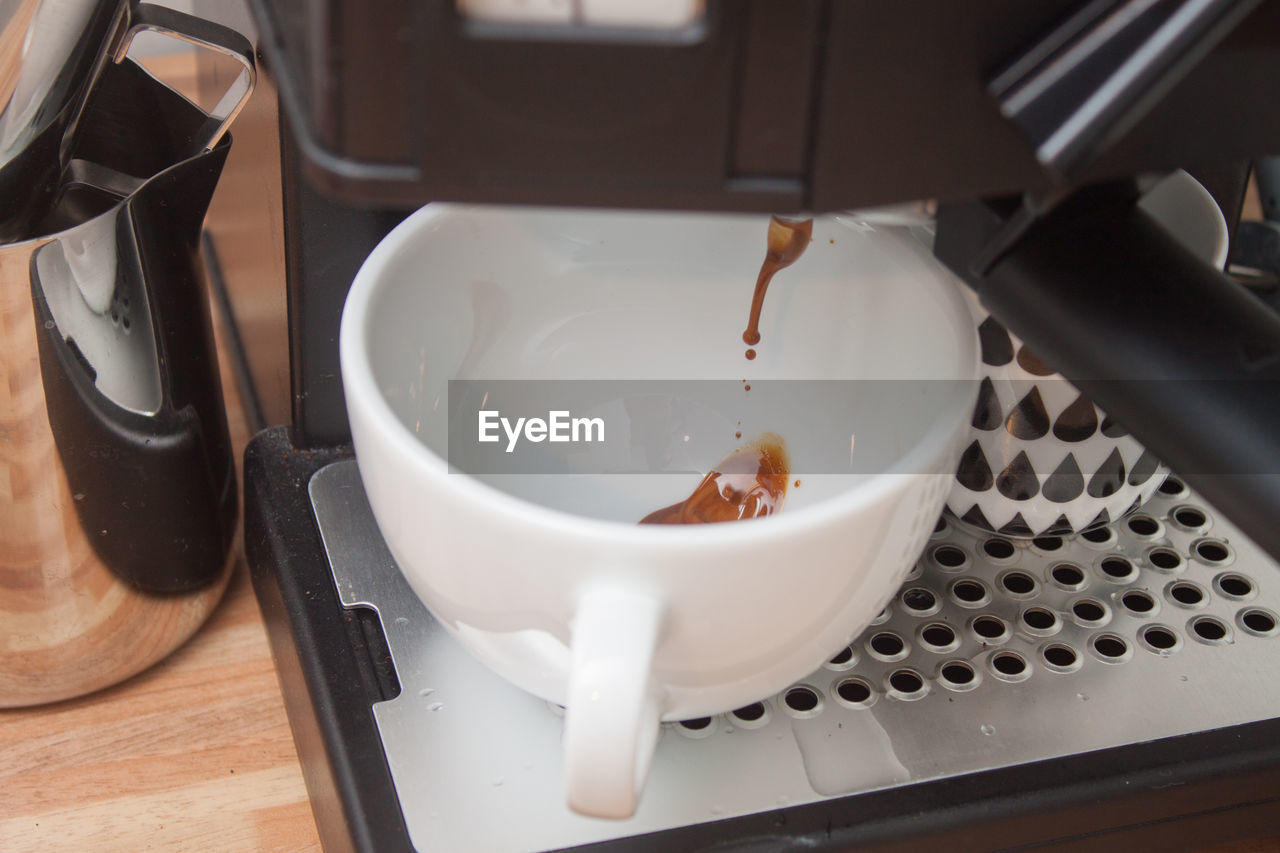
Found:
[2,53,1278,853]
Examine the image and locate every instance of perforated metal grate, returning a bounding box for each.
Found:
[673,474,1276,734]
[311,464,1280,853]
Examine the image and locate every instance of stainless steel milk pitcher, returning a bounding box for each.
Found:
[1,25,254,706]
[0,1,253,237]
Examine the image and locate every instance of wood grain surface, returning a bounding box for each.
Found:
[1,52,1277,853]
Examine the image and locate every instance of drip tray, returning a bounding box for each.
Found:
[310,461,1280,853]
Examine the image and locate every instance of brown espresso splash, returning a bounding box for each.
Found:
[639,435,789,525]
[742,216,814,353]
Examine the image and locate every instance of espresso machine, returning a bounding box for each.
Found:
[215,1,1280,849]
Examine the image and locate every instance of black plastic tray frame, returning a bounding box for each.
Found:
[244,426,1280,853]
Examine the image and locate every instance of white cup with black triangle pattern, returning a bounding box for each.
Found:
[944,171,1230,539]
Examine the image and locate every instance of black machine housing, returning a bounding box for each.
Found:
[236,1,1280,850]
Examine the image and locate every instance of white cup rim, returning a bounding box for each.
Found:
[340,203,979,544]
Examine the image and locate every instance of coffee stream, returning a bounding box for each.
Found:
[638,216,813,525]
[742,216,814,352]
[639,435,790,525]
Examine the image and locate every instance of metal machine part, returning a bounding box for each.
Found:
[304,458,1280,852]
[247,0,1280,211]
[0,58,242,708]
[989,0,1265,180]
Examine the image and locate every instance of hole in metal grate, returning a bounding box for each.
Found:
[886,668,928,699]
[1071,598,1109,625]
[868,632,908,661]
[983,538,1016,560]
[1051,562,1087,589]
[1121,590,1157,615]
[1127,515,1162,537]
[1041,643,1079,670]
[674,715,717,739]
[1032,536,1064,552]
[990,651,1030,681]
[1042,644,1079,670]
[823,645,859,672]
[1194,539,1232,565]
[730,700,772,729]
[1080,526,1115,546]
[1215,573,1256,600]
[1140,625,1180,653]
[1167,581,1206,608]
[972,615,1009,642]
[1147,548,1184,572]
[939,661,979,691]
[920,623,958,651]
[901,587,939,614]
[1172,506,1208,530]
[988,650,1019,674]
[835,678,874,707]
[1158,476,1188,497]
[933,545,969,569]
[783,685,823,717]
[1091,633,1130,661]
[1021,607,1058,633]
[1189,616,1231,644]
[1239,608,1278,637]
[999,570,1038,597]
[1099,556,1136,580]
[951,579,990,607]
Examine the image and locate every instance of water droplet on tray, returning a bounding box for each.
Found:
[980,724,995,736]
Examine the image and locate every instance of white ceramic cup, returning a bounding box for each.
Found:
[340,206,978,818]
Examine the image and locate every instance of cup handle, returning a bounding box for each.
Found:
[564,586,665,819]
[113,3,257,152]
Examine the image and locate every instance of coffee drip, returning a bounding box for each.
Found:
[639,435,789,525]
[742,216,814,355]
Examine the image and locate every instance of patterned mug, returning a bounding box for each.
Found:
[945,171,1229,538]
